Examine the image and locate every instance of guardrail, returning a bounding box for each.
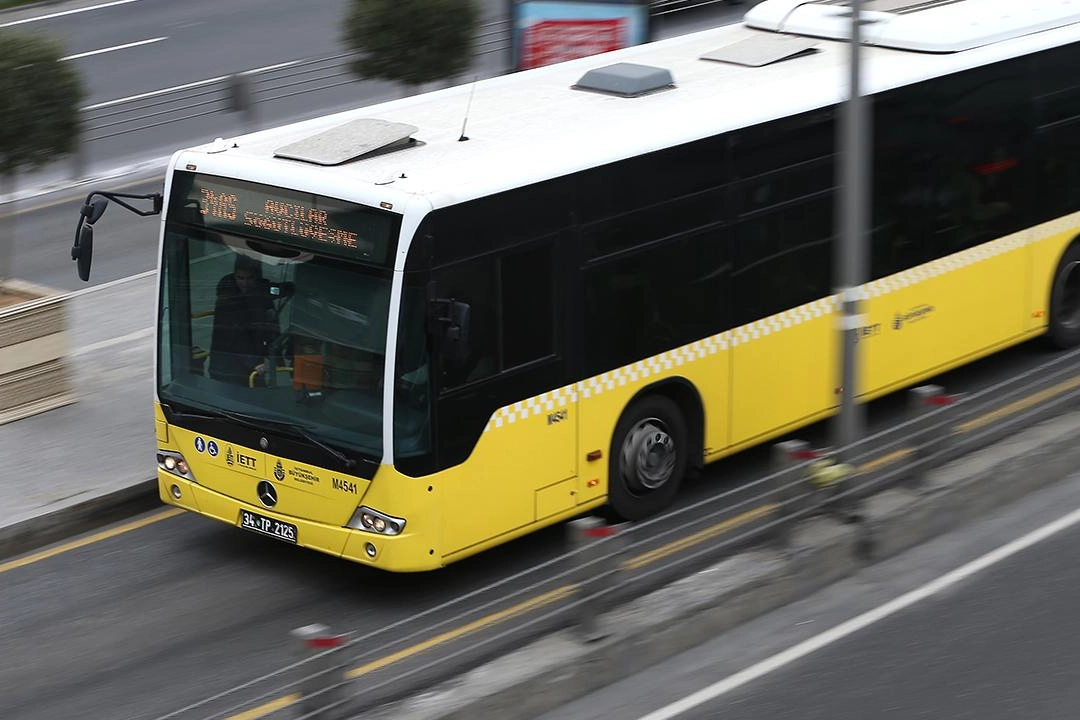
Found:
[148,342,1080,720]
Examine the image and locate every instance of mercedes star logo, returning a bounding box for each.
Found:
[256,480,278,508]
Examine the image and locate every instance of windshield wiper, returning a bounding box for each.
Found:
[163,404,358,471]
[219,410,357,471]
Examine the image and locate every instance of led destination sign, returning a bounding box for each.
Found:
[170,173,399,265]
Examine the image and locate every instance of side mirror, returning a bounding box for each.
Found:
[444,300,470,344]
[72,225,94,281]
[441,300,471,369]
[81,197,109,225]
[428,296,471,367]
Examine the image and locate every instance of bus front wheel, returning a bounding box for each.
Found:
[1049,242,1080,349]
[608,395,688,520]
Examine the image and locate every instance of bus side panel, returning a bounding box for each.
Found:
[1027,212,1080,331]
[439,391,577,557]
[860,231,1030,396]
[728,301,837,450]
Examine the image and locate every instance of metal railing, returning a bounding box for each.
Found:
[146,342,1080,720]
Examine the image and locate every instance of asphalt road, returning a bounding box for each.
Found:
[0,332,1071,720]
[539,468,1080,720]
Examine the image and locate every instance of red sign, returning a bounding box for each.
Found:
[521,18,627,70]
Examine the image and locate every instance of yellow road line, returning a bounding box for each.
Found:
[346,584,575,679]
[955,374,1080,434]
[857,447,915,474]
[621,503,777,572]
[0,507,182,575]
[226,693,299,720]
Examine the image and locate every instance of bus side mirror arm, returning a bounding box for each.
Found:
[71,189,163,282]
[427,297,471,343]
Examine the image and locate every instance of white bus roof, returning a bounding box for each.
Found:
[176,0,1080,212]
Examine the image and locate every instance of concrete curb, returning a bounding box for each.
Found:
[0,478,159,561]
[354,410,1080,720]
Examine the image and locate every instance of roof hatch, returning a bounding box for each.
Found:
[572,62,675,97]
[701,35,820,67]
[745,0,1080,53]
[274,118,419,166]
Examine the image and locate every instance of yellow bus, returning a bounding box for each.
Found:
[74,0,1080,571]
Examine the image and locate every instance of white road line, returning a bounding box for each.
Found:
[0,0,144,28]
[81,58,303,111]
[73,327,154,356]
[635,503,1080,720]
[66,269,156,299]
[60,37,166,62]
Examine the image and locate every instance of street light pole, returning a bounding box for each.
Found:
[836,0,871,457]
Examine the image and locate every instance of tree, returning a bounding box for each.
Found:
[0,30,84,284]
[344,0,479,94]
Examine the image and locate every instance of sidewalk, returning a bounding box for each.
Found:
[0,274,160,560]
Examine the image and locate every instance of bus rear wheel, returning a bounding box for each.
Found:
[608,395,688,520]
[1049,243,1080,349]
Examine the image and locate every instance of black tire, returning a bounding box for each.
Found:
[1048,242,1080,349]
[607,394,689,521]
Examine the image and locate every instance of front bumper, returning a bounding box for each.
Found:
[158,473,443,572]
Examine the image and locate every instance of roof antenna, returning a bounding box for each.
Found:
[459,75,478,142]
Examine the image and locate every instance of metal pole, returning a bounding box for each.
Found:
[836,0,871,460]
[292,624,346,719]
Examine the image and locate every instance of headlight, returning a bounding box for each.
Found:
[157,451,196,482]
[347,506,405,535]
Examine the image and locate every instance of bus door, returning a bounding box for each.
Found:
[431,241,576,557]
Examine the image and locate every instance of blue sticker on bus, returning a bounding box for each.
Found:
[194,436,206,453]
[207,440,219,457]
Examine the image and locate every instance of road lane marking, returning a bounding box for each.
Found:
[345,585,575,679]
[82,58,303,111]
[227,694,299,720]
[224,585,576,719]
[622,504,777,572]
[0,0,144,27]
[61,37,166,62]
[0,507,181,575]
[955,374,1080,434]
[65,270,157,299]
[74,327,154,356]
[634,501,1080,720]
[857,446,915,474]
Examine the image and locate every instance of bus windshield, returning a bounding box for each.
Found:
[157,225,394,460]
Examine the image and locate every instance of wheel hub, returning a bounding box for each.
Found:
[620,418,676,492]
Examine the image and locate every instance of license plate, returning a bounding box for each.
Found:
[239,509,297,544]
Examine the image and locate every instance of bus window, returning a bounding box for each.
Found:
[434,242,557,389]
[501,243,554,369]
[583,227,728,375]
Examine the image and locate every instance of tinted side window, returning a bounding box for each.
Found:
[502,243,554,368]
[733,195,832,325]
[435,242,556,390]
[1035,41,1080,126]
[732,109,835,324]
[413,179,572,267]
[583,226,729,376]
[574,135,728,226]
[1033,43,1080,221]
[434,257,499,388]
[872,56,1031,279]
